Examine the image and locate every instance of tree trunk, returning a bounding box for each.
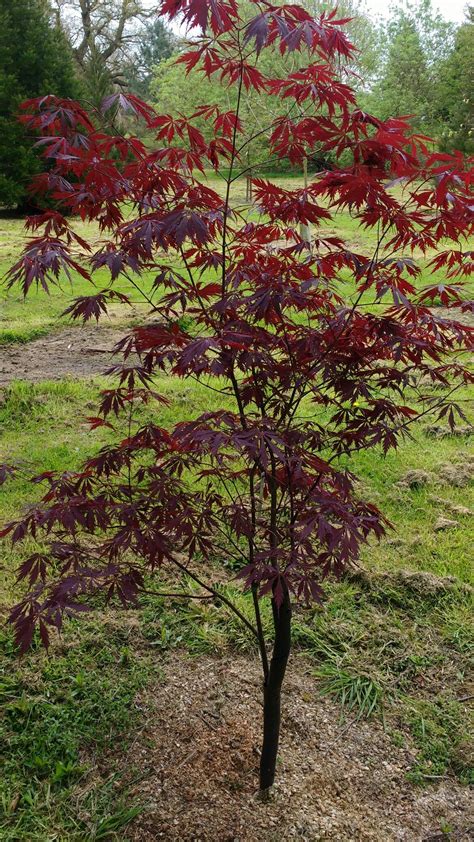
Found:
[245,148,253,203]
[259,581,292,793]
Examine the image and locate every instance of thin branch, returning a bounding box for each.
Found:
[168,554,259,641]
[140,588,213,600]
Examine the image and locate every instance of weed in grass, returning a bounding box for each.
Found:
[388,729,406,748]
[313,662,384,720]
[140,583,273,655]
[438,602,474,654]
[92,804,143,840]
[292,620,344,663]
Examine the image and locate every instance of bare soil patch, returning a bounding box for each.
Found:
[0,325,128,386]
[124,653,472,842]
[1,305,472,388]
[437,457,474,488]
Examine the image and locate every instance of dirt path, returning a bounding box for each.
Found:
[0,325,127,386]
[1,307,471,388]
[118,653,472,842]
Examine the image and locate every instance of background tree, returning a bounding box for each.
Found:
[126,16,176,96]
[2,0,472,797]
[0,0,78,210]
[367,0,455,135]
[369,15,432,129]
[305,0,380,92]
[151,0,378,174]
[378,0,455,68]
[150,45,297,174]
[52,0,174,104]
[435,6,474,153]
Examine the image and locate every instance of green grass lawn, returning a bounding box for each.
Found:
[0,177,473,839]
[0,212,152,344]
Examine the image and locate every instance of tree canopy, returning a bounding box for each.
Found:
[366,0,456,136]
[150,0,471,166]
[369,16,432,129]
[127,17,176,96]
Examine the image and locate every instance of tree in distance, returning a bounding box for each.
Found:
[0,0,78,209]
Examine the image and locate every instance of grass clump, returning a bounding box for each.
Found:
[0,327,51,345]
[297,575,473,783]
[313,663,384,719]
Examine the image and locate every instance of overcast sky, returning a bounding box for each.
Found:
[361,0,468,22]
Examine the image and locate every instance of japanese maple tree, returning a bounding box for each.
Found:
[2,0,473,795]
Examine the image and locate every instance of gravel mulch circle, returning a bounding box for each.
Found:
[124,653,473,841]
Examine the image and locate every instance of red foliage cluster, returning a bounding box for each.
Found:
[1,1,472,673]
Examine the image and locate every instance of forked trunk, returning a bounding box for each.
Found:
[259,582,292,793]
